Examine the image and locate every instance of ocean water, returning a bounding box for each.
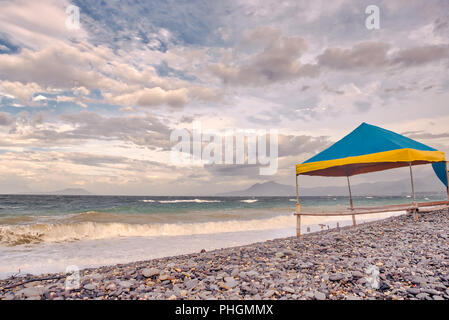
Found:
[0,194,444,279]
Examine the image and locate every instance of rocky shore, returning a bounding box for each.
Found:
[1,209,449,300]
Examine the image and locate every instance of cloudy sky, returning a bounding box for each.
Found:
[0,0,449,195]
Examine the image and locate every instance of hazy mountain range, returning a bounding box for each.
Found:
[217,179,446,197]
[9,179,446,197]
[23,188,93,195]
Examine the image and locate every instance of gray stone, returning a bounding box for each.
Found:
[184,279,198,290]
[224,277,239,288]
[329,273,345,281]
[16,287,42,298]
[106,283,117,291]
[199,291,212,299]
[246,270,259,277]
[142,268,159,278]
[411,276,425,285]
[159,274,171,281]
[304,292,315,299]
[83,283,96,291]
[406,288,421,295]
[231,268,239,277]
[263,290,275,298]
[416,293,429,300]
[89,273,103,281]
[275,252,284,258]
[422,288,440,295]
[283,249,295,256]
[282,287,295,294]
[119,281,132,288]
[314,291,326,300]
[352,271,364,279]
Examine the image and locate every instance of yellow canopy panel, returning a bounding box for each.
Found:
[296,123,446,177]
[296,148,445,176]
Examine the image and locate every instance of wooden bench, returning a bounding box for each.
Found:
[293,200,449,237]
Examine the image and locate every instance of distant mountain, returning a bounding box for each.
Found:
[217,178,445,197]
[27,188,92,195]
[52,188,92,195]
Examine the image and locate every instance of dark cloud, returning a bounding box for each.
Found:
[7,111,173,150]
[354,101,371,113]
[58,152,174,171]
[210,28,320,86]
[384,86,410,93]
[0,112,14,126]
[204,163,261,178]
[59,111,171,148]
[402,131,449,140]
[62,153,129,166]
[317,42,390,70]
[198,133,330,179]
[392,44,449,67]
[318,42,449,71]
[277,134,330,157]
[322,84,345,95]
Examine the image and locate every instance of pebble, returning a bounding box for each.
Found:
[314,291,326,300]
[351,271,364,279]
[406,288,421,295]
[83,283,96,291]
[416,293,429,299]
[224,278,238,288]
[1,209,448,300]
[142,268,160,278]
[329,273,345,281]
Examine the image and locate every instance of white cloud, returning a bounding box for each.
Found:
[0,81,42,102]
[0,0,87,48]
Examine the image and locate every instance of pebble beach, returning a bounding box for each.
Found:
[1,209,448,300]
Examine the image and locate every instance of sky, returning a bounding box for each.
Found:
[0,0,449,195]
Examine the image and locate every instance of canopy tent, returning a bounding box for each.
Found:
[294,122,449,237]
[296,122,446,177]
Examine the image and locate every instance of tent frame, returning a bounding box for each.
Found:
[294,161,449,237]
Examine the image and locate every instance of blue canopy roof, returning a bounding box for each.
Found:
[297,123,447,184]
[304,122,436,163]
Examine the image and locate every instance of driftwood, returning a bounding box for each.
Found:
[1,275,66,291]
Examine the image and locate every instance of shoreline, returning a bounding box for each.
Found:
[1,209,448,300]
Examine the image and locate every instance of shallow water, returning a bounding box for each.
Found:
[0,194,442,278]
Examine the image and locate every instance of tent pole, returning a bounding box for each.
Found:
[295,174,301,237]
[409,162,418,221]
[296,173,299,203]
[446,161,449,202]
[347,175,356,226]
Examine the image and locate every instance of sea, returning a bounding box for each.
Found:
[0,194,444,279]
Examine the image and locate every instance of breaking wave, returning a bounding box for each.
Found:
[240,199,258,203]
[158,199,222,203]
[0,214,295,246]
